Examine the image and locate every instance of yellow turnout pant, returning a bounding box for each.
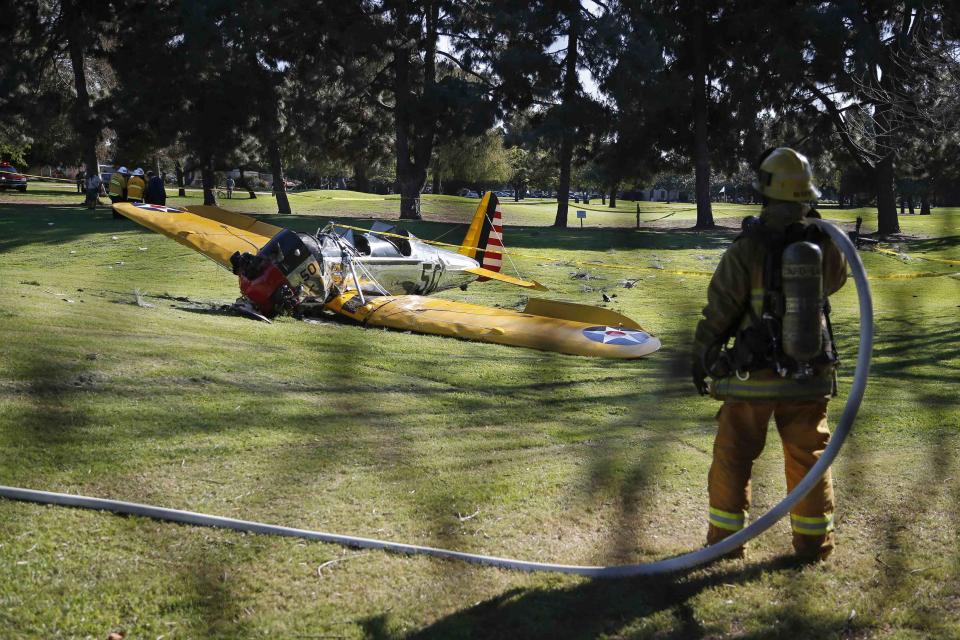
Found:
[706,399,835,558]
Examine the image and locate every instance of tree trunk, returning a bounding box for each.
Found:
[609,182,618,208]
[353,164,370,193]
[431,169,441,196]
[64,3,99,179]
[175,161,186,197]
[202,159,217,206]
[907,194,915,215]
[875,155,900,235]
[691,3,714,229]
[900,195,905,215]
[553,6,580,228]
[391,3,438,220]
[236,167,256,199]
[268,140,291,214]
[920,192,931,215]
[398,165,426,219]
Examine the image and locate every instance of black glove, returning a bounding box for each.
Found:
[692,358,709,396]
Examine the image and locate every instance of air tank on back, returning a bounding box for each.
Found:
[781,240,823,364]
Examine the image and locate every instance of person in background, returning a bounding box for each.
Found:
[85,172,102,210]
[127,168,146,202]
[226,176,235,199]
[143,170,167,205]
[76,169,85,194]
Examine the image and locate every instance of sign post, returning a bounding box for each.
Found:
[577,209,586,228]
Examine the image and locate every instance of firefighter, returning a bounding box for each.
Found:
[108,166,130,219]
[692,147,848,561]
[109,167,129,203]
[127,168,146,202]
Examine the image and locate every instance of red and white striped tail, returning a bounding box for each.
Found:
[481,207,503,273]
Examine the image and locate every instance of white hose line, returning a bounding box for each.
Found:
[0,220,871,578]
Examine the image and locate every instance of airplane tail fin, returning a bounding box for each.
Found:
[458,192,503,280]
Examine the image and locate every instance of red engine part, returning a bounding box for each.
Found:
[239,262,289,315]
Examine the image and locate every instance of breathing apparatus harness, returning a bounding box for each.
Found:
[704,211,840,390]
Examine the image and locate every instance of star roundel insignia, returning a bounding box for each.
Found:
[134,203,185,213]
[582,325,652,346]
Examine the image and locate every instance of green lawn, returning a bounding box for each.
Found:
[0,185,958,639]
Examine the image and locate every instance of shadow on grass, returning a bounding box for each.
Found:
[0,203,151,254]
[869,321,960,385]
[900,234,960,253]
[0,352,96,482]
[395,555,817,640]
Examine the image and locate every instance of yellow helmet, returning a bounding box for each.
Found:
[752,147,821,202]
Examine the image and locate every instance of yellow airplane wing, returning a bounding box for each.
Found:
[113,202,281,269]
[326,293,661,358]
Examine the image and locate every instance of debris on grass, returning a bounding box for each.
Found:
[18,280,40,286]
[316,552,368,577]
[570,270,600,280]
[619,279,639,288]
[456,508,481,522]
[133,289,155,308]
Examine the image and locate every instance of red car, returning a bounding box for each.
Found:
[0,162,27,192]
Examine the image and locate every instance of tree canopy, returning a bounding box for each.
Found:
[2,0,958,228]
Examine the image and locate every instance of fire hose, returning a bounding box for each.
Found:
[0,219,871,577]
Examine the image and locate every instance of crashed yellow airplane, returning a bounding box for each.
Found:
[113,193,661,358]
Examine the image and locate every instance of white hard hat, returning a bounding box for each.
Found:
[133,168,144,176]
[118,166,129,175]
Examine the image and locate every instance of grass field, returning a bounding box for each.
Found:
[1,183,958,639]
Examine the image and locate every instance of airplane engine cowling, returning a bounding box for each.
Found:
[239,262,290,315]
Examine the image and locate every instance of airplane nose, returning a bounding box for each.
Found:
[441,252,479,272]
[437,251,480,291]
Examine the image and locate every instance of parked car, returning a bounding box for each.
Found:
[99,164,115,185]
[0,162,27,191]
[457,188,480,198]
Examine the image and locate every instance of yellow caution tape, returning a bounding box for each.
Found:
[869,271,960,280]
[329,223,715,278]
[874,246,960,266]
[331,223,960,282]
[13,172,76,183]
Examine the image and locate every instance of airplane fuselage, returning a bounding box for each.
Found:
[234,223,482,315]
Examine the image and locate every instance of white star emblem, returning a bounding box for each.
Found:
[582,326,651,345]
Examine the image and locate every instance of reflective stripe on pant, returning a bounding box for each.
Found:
[706,399,835,558]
